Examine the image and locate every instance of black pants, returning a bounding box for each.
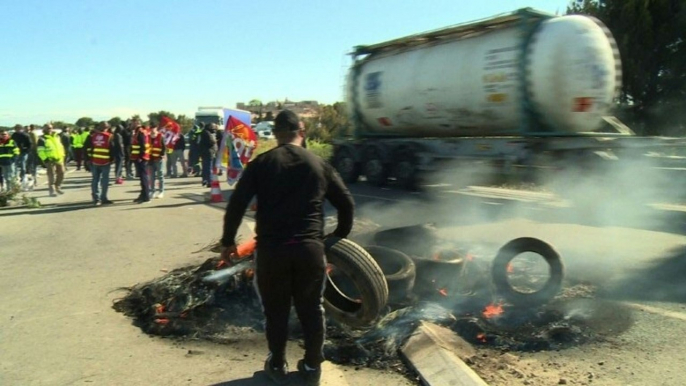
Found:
[134,160,150,201]
[255,241,326,368]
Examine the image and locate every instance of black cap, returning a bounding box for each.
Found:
[273,109,300,132]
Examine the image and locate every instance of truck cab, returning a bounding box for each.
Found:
[195,106,225,128]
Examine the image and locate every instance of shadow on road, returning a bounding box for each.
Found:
[209,371,310,386]
[602,245,686,303]
[0,199,139,217]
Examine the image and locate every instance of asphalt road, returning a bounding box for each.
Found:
[3,168,686,386]
[0,170,415,386]
[341,180,686,386]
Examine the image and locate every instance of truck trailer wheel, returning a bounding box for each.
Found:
[491,237,564,307]
[333,148,360,184]
[392,149,420,190]
[364,245,416,304]
[324,237,389,328]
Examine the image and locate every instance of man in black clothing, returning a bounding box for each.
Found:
[11,124,31,183]
[220,110,354,386]
[199,123,218,186]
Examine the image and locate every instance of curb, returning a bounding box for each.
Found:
[401,321,488,386]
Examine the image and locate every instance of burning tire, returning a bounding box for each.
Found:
[324,237,389,328]
[364,246,416,304]
[372,223,439,258]
[491,237,563,307]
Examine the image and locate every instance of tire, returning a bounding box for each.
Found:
[491,237,564,307]
[364,246,416,304]
[323,237,389,328]
[362,146,389,187]
[372,223,439,258]
[333,148,360,184]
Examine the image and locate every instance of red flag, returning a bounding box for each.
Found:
[224,116,258,184]
[159,116,181,148]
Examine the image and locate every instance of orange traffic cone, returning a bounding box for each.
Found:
[210,167,223,203]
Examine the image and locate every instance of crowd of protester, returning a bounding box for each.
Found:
[0,119,220,202]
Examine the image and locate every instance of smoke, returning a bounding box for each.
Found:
[347,149,686,301]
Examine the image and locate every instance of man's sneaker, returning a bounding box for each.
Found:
[55,186,64,194]
[93,200,101,206]
[101,200,114,205]
[115,178,123,185]
[155,192,164,199]
[264,355,289,385]
[297,360,321,386]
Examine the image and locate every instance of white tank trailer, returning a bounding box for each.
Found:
[333,8,684,189]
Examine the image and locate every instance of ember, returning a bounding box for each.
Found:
[482,302,504,318]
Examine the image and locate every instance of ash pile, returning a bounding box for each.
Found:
[113,219,633,372]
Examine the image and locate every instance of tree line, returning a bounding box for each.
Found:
[1,103,352,142]
[568,0,685,136]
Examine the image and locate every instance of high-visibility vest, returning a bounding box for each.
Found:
[130,131,151,161]
[0,139,19,164]
[71,133,84,149]
[89,132,112,166]
[150,134,164,161]
[37,134,65,162]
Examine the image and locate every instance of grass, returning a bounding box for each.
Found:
[252,139,333,161]
[0,181,41,208]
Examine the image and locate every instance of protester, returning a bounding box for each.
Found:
[72,127,85,170]
[84,122,114,205]
[148,124,166,199]
[0,129,20,192]
[81,128,91,172]
[11,124,31,183]
[26,125,39,188]
[188,123,203,177]
[199,122,218,187]
[36,123,66,196]
[130,121,151,203]
[111,124,125,184]
[59,127,71,169]
[167,132,188,178]
[121,122,134,179]
[219,110,355,386]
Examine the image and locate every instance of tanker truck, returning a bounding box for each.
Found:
[332,8,685,190]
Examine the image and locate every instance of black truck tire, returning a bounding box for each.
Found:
[324,237,389,328]
[491,237,564,307]
[333,147,360,184]
[363,245,416,304]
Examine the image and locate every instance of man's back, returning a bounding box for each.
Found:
[223,143,353,246]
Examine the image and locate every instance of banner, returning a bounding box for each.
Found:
[220,116,257,185]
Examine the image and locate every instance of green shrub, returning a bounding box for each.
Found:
[251,139,332,161]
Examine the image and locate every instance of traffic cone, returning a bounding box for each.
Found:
[210,167,223,203]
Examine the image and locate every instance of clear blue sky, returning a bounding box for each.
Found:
[0,0,571,126]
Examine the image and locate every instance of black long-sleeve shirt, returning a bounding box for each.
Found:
[221,144,354,247]
[11,131,31,154]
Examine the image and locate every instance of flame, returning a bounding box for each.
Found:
[438,288,448,297]
[154,303,165,314]
[507,263,514,273]
[476,333,487,343]
[482,302,504,319]
[244,269,255,279]
[466,253,474,262]
[216,260,227,269]
[155,318,170,325]
[326,264,334,275]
